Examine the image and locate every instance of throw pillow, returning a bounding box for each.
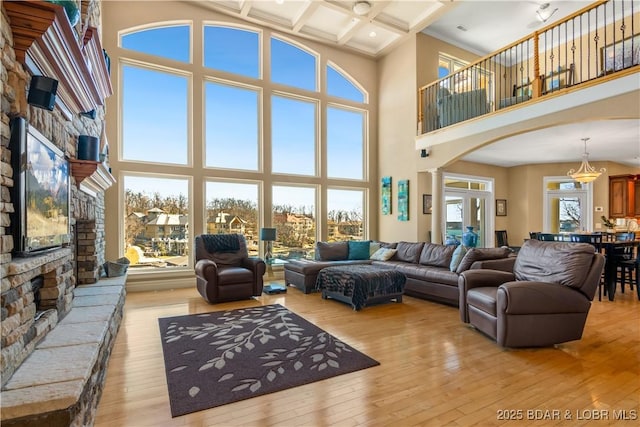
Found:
[394,241,425,263]
[369,242,382,256]
[370,247,397,261]
[315,241,348,261]
[348,240,371,260]
[449,245,469,272]
[419,243,456,267]
[455,247,511,274]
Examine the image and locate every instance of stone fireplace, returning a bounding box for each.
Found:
[1,1,122,425]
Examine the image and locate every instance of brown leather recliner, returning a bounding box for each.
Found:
[459,239,605,347]
[195,234,266,303]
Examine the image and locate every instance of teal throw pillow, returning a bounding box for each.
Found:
[348,240,371,260]
[449,245,469,272]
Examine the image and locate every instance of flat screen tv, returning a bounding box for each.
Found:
[9,117,70,256]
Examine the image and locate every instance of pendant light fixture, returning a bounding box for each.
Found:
[567,137,606,183]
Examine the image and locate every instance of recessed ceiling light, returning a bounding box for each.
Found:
[353,1,371,16]
[275,0,284,5]
[456,25,468,32]
[369,31,377,38]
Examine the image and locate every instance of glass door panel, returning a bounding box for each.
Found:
[470,197,486,246]
[444,195,488,247]
[445,196,463,244]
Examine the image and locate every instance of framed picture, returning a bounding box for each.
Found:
[398,180,409,221]
[381,176,392,215]
[496,199,507,216]
[601,34,640,73]
[422,194,432,214]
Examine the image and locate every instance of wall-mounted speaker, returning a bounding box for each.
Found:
[77,135,100,161]
[27,76,58,111]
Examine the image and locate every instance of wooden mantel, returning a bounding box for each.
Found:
[4,0,113,118]
[69,159,116,197]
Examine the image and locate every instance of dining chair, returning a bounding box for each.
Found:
[537,233,557,241]
[495,230,520,253]
[570,233,605,300]
[569,233,603,253]
[611,232,635,294]
[617,246,640,300]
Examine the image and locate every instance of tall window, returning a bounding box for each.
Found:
[327,106,364,180]
[205,181,259,256]
[271,95,317,176]
[116,22,369,273]
[121,64,189,165]
[543,177,592,233]
[205,81,260,170]
[272,185,316,259]
[123,175,189,270]
[327,189,364,242]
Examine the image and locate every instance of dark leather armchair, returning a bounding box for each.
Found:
[195,234,266,303]
[459,239,605,347]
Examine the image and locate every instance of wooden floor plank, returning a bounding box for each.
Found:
[94,282,640,426]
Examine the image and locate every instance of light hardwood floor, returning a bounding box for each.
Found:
[94,280,639,426]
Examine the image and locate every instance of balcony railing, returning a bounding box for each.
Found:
[418,0,639,134]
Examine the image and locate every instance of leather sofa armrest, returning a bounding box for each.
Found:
[195,258,219,283]
[497,281,591,315]
[470,256,516,272]
[459,269,515,290]
[243,257,267,276]
[459,269,515,322]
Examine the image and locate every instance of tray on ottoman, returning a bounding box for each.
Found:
[315,264,406,310]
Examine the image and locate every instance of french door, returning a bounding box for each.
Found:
[443,174,494,247]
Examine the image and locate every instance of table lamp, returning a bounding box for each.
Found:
[260,227,277,262]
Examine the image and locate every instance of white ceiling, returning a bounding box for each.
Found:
[194,0,640,168]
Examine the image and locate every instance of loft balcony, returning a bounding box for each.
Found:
[416,0,639,150]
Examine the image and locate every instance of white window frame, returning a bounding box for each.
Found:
[542,176,593,233]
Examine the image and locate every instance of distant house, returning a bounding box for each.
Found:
[145,212,188,240]
[206,212,247,235]
[274,213,314,234]
[129,208,188,241]
[327,220,363,241]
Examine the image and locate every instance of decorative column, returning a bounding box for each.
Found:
[430,168,443,244]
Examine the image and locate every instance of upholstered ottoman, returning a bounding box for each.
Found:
[284,258,371,294]
[315,264,406,310]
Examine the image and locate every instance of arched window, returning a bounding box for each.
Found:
[121,24,191,63]
[327,63,365,103]
[115,22,370,274]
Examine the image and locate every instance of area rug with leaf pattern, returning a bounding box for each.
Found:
[158,304,379,417]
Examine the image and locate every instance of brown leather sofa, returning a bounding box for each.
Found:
[458,239,605,347]
[284,240,515,306]
[195,234,266,303]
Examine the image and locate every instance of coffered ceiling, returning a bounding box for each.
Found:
[194,0,453,57]
[192,1,640,168]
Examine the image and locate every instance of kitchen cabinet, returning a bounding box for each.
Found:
[609,174,640,218]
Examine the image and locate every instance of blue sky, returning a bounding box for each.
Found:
[121,24,365,213]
